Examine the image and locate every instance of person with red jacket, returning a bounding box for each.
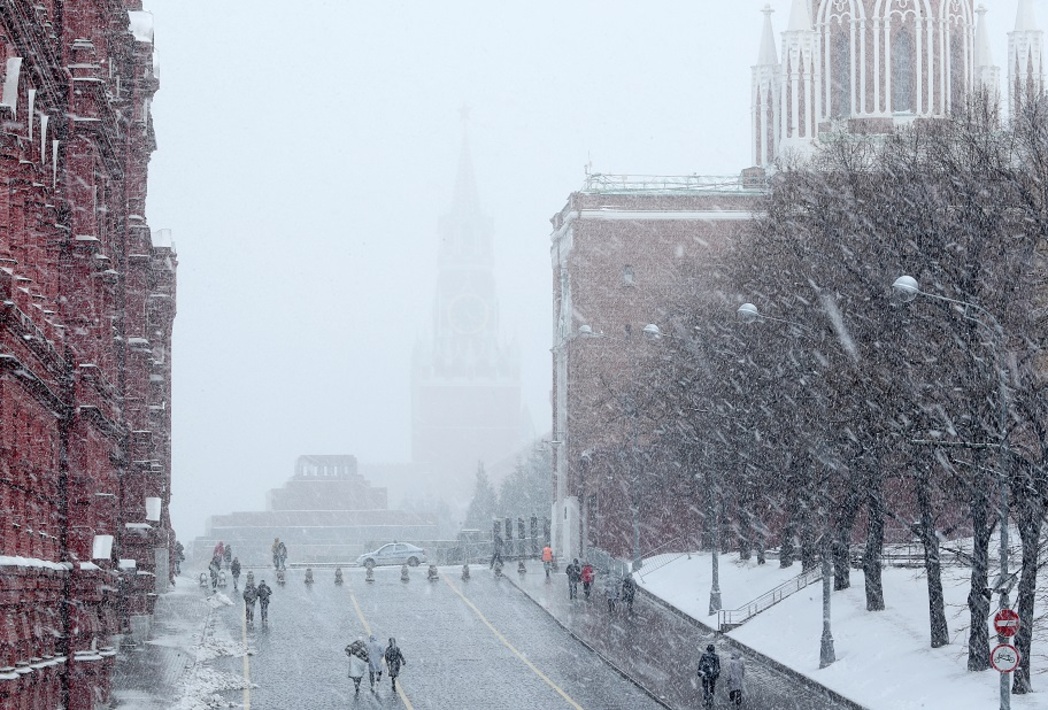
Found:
[580,562,595,599]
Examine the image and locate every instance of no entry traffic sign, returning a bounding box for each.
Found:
[990,644,1021,673]
[994,608,1020,637]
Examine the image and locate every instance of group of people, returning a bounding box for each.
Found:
[271,537,288,571]
[242,578,273,626]
[345,634,406,695]
[697,643,746,708]
[563,559,636,614]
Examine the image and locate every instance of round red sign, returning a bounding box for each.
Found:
[994,608,1020,637]
[990,644,1021,673]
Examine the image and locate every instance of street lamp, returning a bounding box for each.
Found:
[737,302,836,669]
[643,322,721,614]
[891,275,1012,709]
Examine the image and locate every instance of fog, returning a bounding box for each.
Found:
[141,0,1025,542]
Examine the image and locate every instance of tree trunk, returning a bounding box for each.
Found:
[780,494,797,569]
[967,463,991,671]
[1011,491,1043,694]
[863,482,885,611]
[833,485,862,591]
[916,465,949,648]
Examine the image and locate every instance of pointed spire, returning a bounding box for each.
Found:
[976,5,993,68]
[1016,0,1038,32]
[452,105,479,215]
[757,5,777,65]
[787,0,812,32]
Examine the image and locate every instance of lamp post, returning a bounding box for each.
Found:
[737,302,836,668]
[891,275,1012,709]
[643,322,721,614]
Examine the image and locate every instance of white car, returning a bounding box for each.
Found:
[355,542,427,569]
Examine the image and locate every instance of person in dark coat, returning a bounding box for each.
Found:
[565,559,580,600]
[174,541,185,575]
[230,557,241,591]
[383,638,406,690]
[222,545,232,570]
[276,540,288,570]
[242,582,258,625]
[256,580,272,624]
[621,573,636,614]
[490,533,504,569]
[697,643,721,708]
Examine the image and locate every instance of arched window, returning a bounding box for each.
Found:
[892,25,914,112]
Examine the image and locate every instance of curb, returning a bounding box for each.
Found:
[635,585,868,710]
[505,575,674,709]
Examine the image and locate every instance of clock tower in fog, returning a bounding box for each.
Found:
[411,121,524,500]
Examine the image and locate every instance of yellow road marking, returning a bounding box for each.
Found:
[350,590,414,709]
[240,604,251,709]
[441,574,584,709]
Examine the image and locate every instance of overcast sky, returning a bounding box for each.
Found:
[141,0,1032,542]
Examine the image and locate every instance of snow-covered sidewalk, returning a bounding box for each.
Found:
[111,576,250,709]
[636,551,1045,710]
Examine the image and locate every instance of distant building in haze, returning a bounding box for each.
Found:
[411,124,527,502]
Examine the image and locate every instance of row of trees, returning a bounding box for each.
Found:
[463,440,552,531]
[611,92,1048,691]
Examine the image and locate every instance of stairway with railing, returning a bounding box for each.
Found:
[716,565,824,631]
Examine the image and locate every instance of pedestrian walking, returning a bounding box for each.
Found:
[725,651,745,707]
[212,540,224,563]
[367,634,385,690]
[345,636,369,694]
[271,538,281,570]
[256,580,272,624]
[621,573,636,614]
[697,643,721,708]
[277,539,288,570]
[242,581,258,626]
[222,544,232,570]
[208,556,221,592]
[542,545,554,579]
[230,557,241,591]
[580,562,595,599]
[384,638,406,690]
[174,541,185,576]
[490,533,504,569]
[604,574,620,614]
[565,558,580,600]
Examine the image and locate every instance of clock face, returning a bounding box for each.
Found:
[449,294,489,334]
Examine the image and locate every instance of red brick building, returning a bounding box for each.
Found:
[0,3,174,708]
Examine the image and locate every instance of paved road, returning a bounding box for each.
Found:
[209,565,667,709]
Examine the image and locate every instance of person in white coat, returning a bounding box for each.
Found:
[345,637,369,694]
[724,650,745,706]
[367,634,385,690]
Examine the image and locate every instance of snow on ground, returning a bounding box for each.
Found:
[637,549,1046,710]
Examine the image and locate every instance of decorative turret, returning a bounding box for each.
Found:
[974,5,1001,101]
[778,0,817,159]
[751,5,780,168]
[1008,0,1045,114]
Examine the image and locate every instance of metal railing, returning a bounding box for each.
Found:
[717,567,823,631]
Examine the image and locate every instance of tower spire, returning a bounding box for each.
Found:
[975,4,1001,104]
[1008,0,1045,113]
[751,5,780,169]
[787,0,811,32]
[452,104,479,216]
